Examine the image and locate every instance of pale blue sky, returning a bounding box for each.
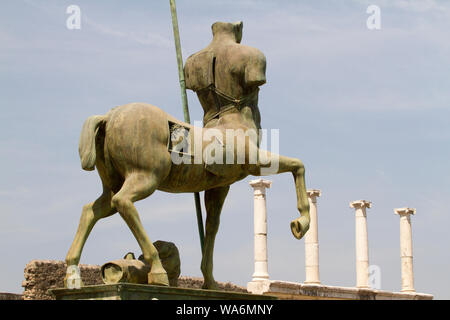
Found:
[1,0,449,298]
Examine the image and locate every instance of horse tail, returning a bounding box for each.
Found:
[79,115,107,171]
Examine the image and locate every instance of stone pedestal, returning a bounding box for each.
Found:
[49,284,277,300]
[247,280,433,300]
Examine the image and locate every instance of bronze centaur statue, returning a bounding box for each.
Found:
[65,21,310,289]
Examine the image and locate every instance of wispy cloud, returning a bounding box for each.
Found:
[354,0,450,14]
[83,16,173,48]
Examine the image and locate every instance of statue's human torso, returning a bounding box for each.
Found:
[184,25,266,129]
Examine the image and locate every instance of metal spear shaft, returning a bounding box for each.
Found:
[169,0,205,253]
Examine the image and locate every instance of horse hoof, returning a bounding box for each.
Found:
[64,265,84,289]
[148,272,169,286]
[290,216,310,240]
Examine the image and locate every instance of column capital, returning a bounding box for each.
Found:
[307,189,321,203]
[350,200,372,209]
[394,207,416,216]
[249,179,272,189]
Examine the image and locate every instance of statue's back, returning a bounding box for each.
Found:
[184,21,266,126]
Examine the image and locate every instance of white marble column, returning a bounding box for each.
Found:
[249,179,272,281]
[350,200,372,289]
[394,207,416,292]
[305,189,321,284]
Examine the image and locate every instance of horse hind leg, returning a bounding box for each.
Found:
[111,171,169,286]
[65,188,116,288]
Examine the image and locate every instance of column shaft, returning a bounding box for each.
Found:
[355,208,369,288]
[395,208,416,292]
[250,179,272,281]
[350,200,372,289]
[305,190,321,284]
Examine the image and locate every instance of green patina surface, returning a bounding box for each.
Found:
[64,19,310,290]
[49,284,277,300]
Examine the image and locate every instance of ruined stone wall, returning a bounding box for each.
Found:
[22,260,102,300]
[22,260,246,300]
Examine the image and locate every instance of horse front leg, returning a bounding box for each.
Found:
[249,150,310,239]
[201,186,230,289]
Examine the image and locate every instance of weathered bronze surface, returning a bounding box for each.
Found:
[102,253,150,285]
[65,21,310,290]
[101,241,180,286]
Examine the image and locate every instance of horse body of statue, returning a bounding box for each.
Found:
[65,21,310,290]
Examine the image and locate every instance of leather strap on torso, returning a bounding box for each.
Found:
[198,84,259,125]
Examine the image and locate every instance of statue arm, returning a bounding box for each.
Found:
[184,57,194,91]
[184,51,214,91]
[244,51,266,87]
